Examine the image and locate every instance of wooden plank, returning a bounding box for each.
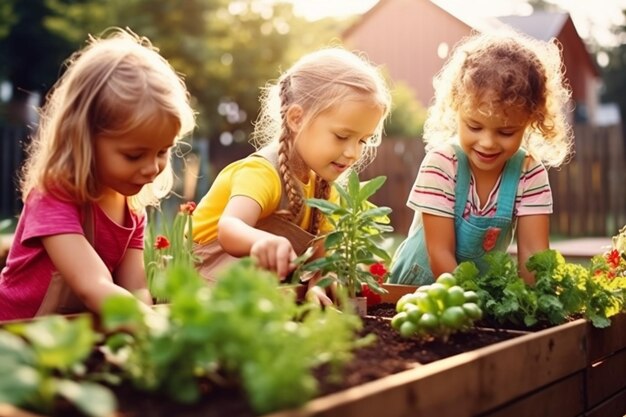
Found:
[586,348,626,408]
[587,313,626,362]
[267,320,587,417]
[585,388,626,417]
[481,372,585,417]
[380,284,418,303]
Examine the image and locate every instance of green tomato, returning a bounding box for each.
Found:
[436,272,456,288]
[399,320,419,338]
[414,292,437,314]
[391,312,408,330]
[462,302,483,321]
[396,293,418,312]
[416,284,431,293]
[441,306,467,330]
[405,304,423,323]
[418,313,439,330]
[445,286,466,307]
[427,283,447,301]
[463,290,479,303]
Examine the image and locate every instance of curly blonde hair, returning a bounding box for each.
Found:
[250,47,391,234]
[21,27,196,210]
[423,29,573,168]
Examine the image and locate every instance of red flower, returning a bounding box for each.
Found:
[482,227,501,252]
[154,235,170,249]
[180,201,197,215]
[606,249,621,269]
[369,262,387,282]
[360,283,382,306]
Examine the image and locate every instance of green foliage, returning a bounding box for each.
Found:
[301,171,393,299]
[0,315,116,417]
[384,81,427,138]
[144,203,197,302]
[453,250,622,329]
[101,259,365,414]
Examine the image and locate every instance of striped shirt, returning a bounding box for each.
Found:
[407,144,552,220]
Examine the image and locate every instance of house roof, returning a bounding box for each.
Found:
[430,0,507,33]
[497,12,569,41]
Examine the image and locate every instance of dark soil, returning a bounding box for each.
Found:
[112,315,521,417]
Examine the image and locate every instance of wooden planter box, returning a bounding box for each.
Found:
[585,313,626,417]
[265,284,626,417]
[3,285,624,417]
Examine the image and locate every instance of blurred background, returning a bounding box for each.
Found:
[0,0,625,243]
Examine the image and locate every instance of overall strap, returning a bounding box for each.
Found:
[494,149,526,219]
[452,145,471,218]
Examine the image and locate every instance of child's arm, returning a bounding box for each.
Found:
[218,195,297,279]
[114,248,153,305]
[516,214,550,284]
[42,234,149,313]
[422,213,458,277]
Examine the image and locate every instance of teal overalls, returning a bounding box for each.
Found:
[389,145,526,285]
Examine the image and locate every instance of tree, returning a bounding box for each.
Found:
[598,10,626,139]
[0,0,77,125]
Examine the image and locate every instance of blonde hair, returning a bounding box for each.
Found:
[251,47,391,234]
[21,27,196,210]
[423,30,573,168]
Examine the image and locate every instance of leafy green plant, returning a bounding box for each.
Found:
[390,273,483,341]
[589,225,626,310]
[454,249,621,329]
[100,259,367,414]
[0,315,116,417]
[144,201,197,302]
[300,171,393,299]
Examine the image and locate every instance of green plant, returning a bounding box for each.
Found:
[590,225,626,310]
[0,315,116,417]
[301,171,393,299]
[454,249,621,329]
[101,259,368,414]
[144,201,197,301]
[390,272,483,341]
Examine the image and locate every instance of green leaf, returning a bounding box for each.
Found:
[0,365,40,405]
[347,170,361,202]
[306,198,342,214]
[24,315,97,370]
[358,176,386,202]
[324,231,343,250]
[334,183,353,209]
[101,295,145,331]
[57,380,117,417]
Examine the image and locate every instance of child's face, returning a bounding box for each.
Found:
[94,116,178,197]
[457,100,529,177]
[292,98,383,182]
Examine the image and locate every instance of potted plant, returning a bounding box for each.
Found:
[299,171,393,315]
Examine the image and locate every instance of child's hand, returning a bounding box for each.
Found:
[305,284,334,307]
[250,236,297,280]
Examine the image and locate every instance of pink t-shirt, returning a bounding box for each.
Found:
[0,191,145,320]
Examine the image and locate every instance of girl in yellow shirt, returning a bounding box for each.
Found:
[192,47,391,301]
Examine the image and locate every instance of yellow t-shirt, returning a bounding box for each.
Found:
[192,155,338,244]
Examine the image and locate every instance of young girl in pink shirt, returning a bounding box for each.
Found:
[0,28,195,320]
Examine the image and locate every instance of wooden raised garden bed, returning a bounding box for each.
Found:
[2,284,624,417]
[265,284,625,417]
